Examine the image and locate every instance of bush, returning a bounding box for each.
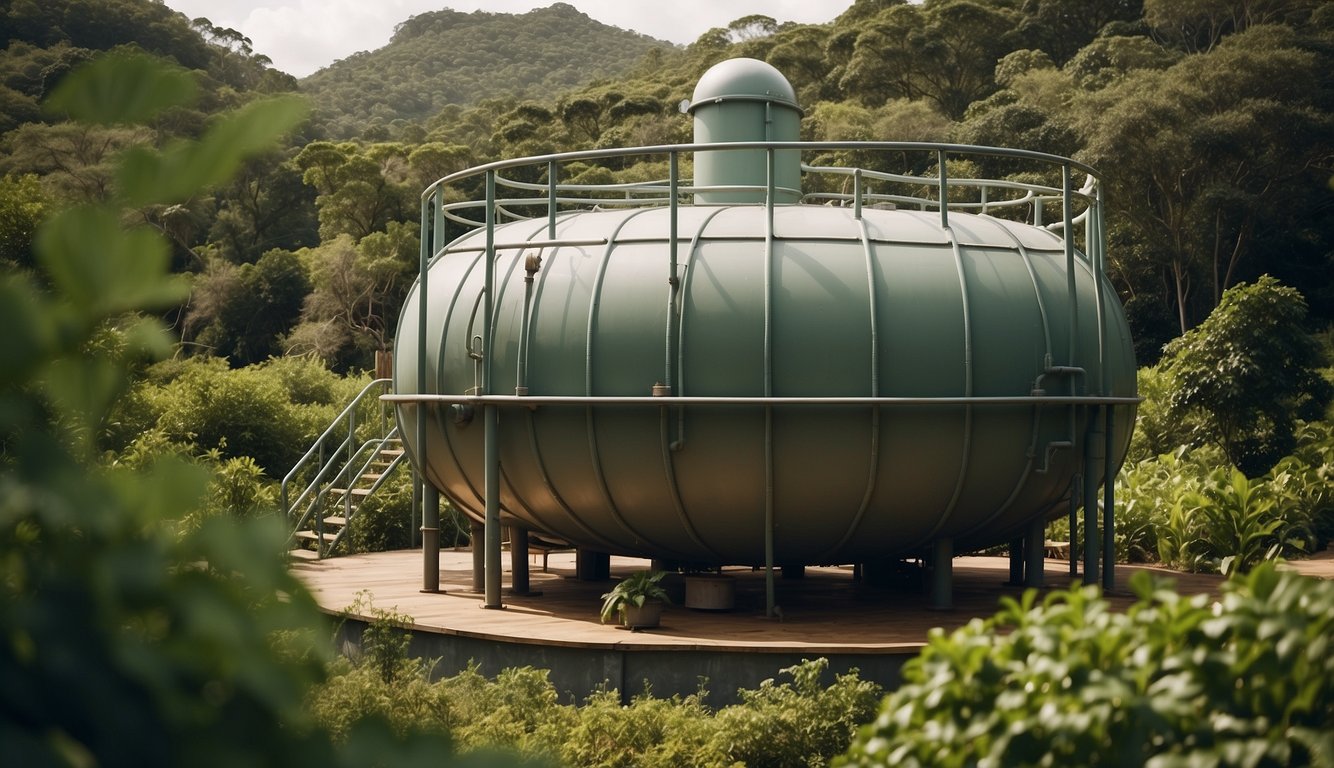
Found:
[310,611,883,768]
[1161,276,1332,476]
[710,658,883,768]
[838,565,1334,767]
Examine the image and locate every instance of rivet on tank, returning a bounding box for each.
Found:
[388,58,1139,613]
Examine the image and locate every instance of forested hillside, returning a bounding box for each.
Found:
[1,0,1331,385]
[299,3,671,138]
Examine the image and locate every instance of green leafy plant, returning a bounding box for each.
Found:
[599,570,671,624]
[838,564,1334,767]
[1190,466,1302,575]
[1161,276,1333,477]
[0,50,506,768]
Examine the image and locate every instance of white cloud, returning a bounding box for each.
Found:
[161,1,852,78]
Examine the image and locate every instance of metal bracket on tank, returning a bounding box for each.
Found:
[1030,365,1085,474]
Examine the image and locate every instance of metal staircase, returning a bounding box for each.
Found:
[283,378,407,560]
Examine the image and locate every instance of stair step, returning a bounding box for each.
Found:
[293,530,338,543]
[287,548,321,561]
[328,487,372,498]
[360,473,384,481]
[322,516,349,526]
[379,448,404,457]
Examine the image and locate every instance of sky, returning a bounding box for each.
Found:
[159,1,856,79]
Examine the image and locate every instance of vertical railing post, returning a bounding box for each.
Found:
[853,168,863,220]
[1083,406,1103,585]
[1103,405,1117,590]
[420,190,439,592]
[483,170,503,609]
[547,159,557,240]
[664,152,679,393]
[763,145,776,618]
[937,150,949,230]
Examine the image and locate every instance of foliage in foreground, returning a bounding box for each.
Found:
[0,51,507,768]
[1110,425,1334,575]
[314,603,883,768]
[839,565,1334,768]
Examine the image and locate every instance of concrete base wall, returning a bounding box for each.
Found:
[334,620,911,706]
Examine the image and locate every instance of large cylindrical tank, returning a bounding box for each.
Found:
[393,61,1136,567]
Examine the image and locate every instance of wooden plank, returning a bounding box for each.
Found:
[291,550,1227,652]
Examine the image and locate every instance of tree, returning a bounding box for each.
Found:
[293,141,412,242]
[208,150,319,264]
[0,172,46,269]
[286,222,418,369]
[1015,0,1146,64]
[1075,24,1334,331]
[1144,0,1321,53]
[186,249,310,365]
[1160,276,1332,476]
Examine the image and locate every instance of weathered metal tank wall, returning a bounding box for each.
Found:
[392,59,1137,578]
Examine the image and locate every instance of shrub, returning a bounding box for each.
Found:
[1160,276,1332,477]
[838,565,1334,767]
[342,470,414,554]
[1189,467,1304,575]
[711,658,884,768]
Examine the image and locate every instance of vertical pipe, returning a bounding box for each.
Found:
[1102,405,1117,590]
[483,171,503,609]
[510,525,530,595]
[470,520,484,592]
[1082,406,1103,584]
[421,485,440,592]
[1025,516,1045,588]
[937,150,949,230]
[665,152,679,392]
[547,159,557,239]
[853,168,863,220]
[931,538,953,610]
[1069,474,1079,576]
[763,145,776,619]
[1063,165,1077,370]
[418,191,432,590]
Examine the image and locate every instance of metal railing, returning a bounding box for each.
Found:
[283,377,398,555]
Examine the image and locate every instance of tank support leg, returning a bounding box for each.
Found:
[930,538,953,610]
[509,526,531,595]
[1083,407,1104,585]
[1025,517,1045,588]
[576,549,610,581]
[421,483,441,593]
[1007,537,1024,586]
[470,520,484,592]
[483,404,503,609]
[1069,474,1080,576]
[1102,405,1117,591]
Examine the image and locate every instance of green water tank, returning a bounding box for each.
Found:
[393,62,1136,566]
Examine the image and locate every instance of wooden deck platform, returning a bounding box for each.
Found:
[293,549,1233,703]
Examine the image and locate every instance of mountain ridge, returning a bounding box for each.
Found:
[298,3,674,138]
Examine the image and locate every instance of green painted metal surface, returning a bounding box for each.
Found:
[689,58,801,204]
[392,59,1138,568]
[394,202,1136,565]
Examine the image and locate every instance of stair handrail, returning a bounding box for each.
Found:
[312,427,402,526]
[313,428,407,555]
[281,377,393,525]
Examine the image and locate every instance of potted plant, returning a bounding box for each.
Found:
[599,570,671,629]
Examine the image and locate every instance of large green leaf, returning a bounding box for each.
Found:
[117,96,310,207]
[43,51,198,126]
